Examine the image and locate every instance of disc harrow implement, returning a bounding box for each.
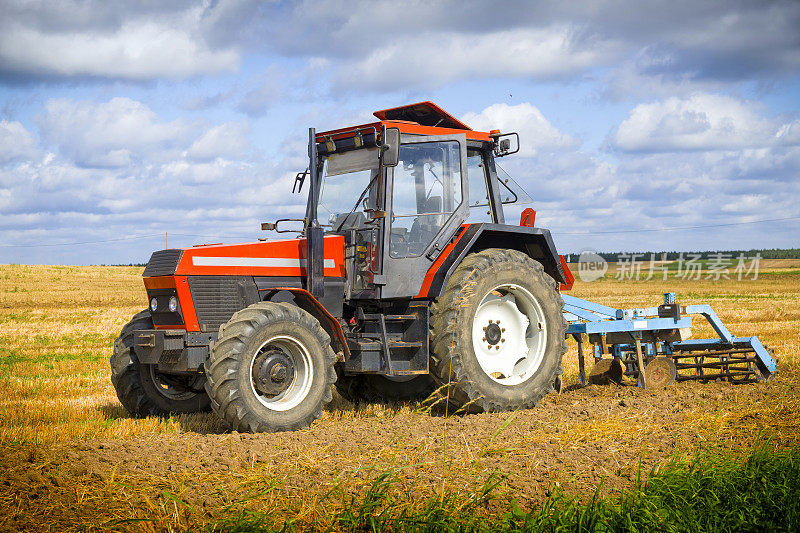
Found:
[563,293,775,388]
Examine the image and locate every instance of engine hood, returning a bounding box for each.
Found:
[142,235,346,278]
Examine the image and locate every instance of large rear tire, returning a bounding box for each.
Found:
[205,302,337,432]
[110,310,210,417]
[429,249,567,412]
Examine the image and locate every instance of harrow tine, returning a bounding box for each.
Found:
[670,346,767,383]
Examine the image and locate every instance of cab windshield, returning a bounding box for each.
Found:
[317,147,379,230]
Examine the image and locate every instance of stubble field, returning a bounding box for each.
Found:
[0,264,798,531]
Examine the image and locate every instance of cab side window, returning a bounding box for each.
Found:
[390,141,462,258]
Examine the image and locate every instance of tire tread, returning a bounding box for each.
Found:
[205,302,336,432]
[429,249,567,412]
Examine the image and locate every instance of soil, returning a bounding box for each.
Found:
[2,371,796,531]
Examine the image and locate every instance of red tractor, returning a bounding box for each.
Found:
[111,102,573,432]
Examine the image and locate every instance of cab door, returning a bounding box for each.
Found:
[379,133,469,298]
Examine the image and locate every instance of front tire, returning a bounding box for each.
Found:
[111,310,210,416]
[429,249,567,412]
[205,302,337,432]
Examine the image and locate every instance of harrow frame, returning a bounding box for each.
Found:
[563,293,776,387]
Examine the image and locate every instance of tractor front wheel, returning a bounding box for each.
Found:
[429,249,567,413]
[111,310,210,417]
[205,302,337,432]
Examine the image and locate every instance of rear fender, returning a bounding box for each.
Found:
[420,223,567,298]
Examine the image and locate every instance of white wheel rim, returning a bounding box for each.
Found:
[249,335,314,411]
[471,284,548,385]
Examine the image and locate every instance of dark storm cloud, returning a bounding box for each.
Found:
[2,1,798,88]
[244,0,800,91]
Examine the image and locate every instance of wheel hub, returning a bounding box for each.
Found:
[484,322,502,345]
[252,349,295,396]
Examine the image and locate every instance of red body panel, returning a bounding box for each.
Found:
[559,255,574,291]
[173,235,346,278]
[316,102,492,144]
[382,120,491,142]
[416,224,470,298]
[143,275,201,331]
[316,120,491,143]
[142,235,346,332]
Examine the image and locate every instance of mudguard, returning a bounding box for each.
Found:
[418,223,567,299]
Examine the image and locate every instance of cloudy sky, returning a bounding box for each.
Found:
[1,0,798,265]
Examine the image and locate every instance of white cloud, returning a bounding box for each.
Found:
[236,66,286,116]
[37,97,194,167]
[332,26,622,91]
[0,95,310,263]
[462,99,800,254]
[0,3,239,80]
[462,103,579,157]
[610,93,800,152]
[0,120,38,164]
[259,1,800,94]
[186,121,251,161]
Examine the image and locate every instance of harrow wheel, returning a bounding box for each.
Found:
[587,358,623,385]
[672,344,774,383]
[643,357,677,388]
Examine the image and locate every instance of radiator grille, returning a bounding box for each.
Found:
[142,249,183,277]
[188,276,251,333]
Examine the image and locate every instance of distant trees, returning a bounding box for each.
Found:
[573,249,800,262]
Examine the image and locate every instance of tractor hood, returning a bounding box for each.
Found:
[142,235,346,278]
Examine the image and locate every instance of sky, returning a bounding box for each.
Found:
[0,0,799,265]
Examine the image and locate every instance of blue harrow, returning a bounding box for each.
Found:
[562,292,776,388]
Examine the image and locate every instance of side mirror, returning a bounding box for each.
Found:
[263,219,305,233]
[491,132,520,157]
[382,127,400,167]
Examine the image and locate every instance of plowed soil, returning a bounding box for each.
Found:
[1,265,798,531]
[3,370,797,532]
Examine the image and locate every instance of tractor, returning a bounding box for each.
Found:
[111,101,574,432]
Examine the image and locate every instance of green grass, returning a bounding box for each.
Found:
[207,443,800,532]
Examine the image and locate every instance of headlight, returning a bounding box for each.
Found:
[169,296,178,312]
[150,297,158,312]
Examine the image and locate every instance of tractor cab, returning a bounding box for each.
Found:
[300,102,532,300]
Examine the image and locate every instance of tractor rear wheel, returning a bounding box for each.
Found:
[205,302,337,432]
[111,310,210,417]
[429,249,567,413]
[335,373,436,404]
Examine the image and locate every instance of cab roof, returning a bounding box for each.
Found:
[316,101,492,143]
